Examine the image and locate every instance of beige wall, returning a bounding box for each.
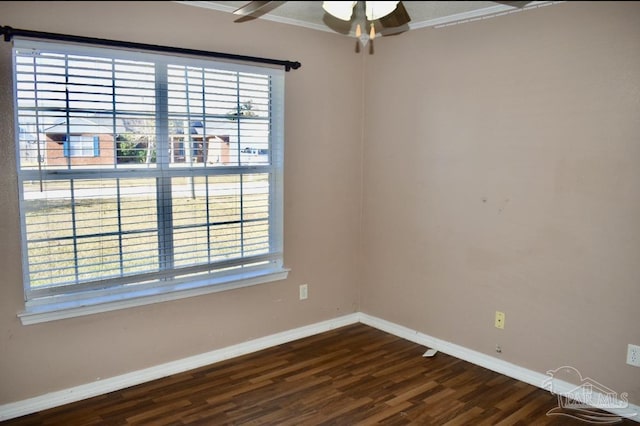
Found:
[361,1,640,405]
[1,0,639,410]
[0,1,362,403]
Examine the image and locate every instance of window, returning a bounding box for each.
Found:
[13,40,287,324]
[65,135,99,157]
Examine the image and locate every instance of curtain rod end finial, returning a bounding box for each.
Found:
[1,25,14,42]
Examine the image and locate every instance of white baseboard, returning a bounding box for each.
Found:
[1,311,638,423]
[359,312,639,423]
[0,313,359,421]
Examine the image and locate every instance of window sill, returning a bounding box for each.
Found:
[18,267,290,325]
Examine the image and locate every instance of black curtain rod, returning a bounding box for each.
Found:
[0,25,301,72]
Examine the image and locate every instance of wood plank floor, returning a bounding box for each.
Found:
[2,323,635,425]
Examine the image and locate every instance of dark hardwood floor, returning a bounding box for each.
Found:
[2,323,635,425]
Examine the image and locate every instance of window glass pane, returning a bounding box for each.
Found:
[170,174,269,267]
[23,178,159,289]
[167,66,271,168]
[15,51,156,171]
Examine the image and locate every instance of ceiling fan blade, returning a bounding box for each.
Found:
[378,1,411,28]
[377,23,410,38]
[233,1,273,16]
[493,1,533,8]
[232,1,286,23]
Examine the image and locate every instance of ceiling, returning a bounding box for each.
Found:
[176,1,555,37]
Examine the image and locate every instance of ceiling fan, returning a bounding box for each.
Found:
[232,1,535,52]
[232,1,412,51]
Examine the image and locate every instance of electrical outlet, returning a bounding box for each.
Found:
[299,284,308,300]
[495,311,505,329]
[627,344,640,367]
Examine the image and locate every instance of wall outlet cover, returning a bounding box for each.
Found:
[627,344,640,367]
[299,284,308,300]
[495,311,505,329]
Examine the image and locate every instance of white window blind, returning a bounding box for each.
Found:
[13,40,286,320]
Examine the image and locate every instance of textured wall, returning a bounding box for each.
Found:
[361,1,640,405]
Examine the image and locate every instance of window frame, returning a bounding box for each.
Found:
[13,39,289,325]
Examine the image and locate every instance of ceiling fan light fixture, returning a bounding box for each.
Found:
[320,1,408,53]
[365,1,399,21]
[322,1,357,21]
[355,22,375,48]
